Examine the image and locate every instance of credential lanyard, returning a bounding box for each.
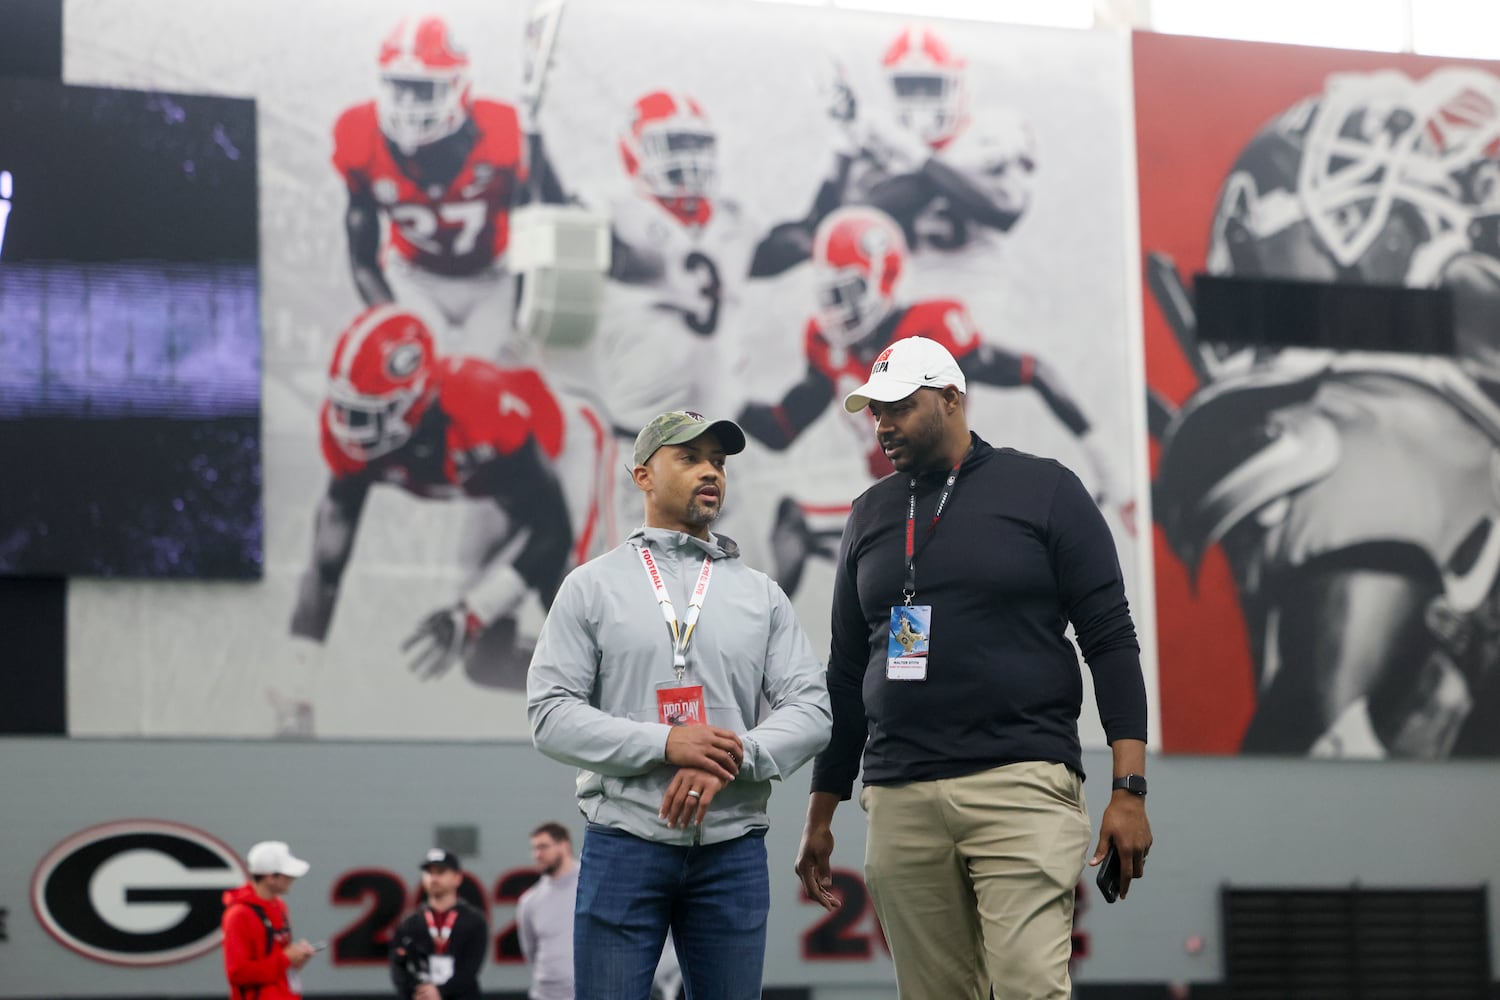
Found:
[903,459,964,605]
[639,546,714,682]
[424,907,458,955]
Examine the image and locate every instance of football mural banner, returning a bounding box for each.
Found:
[1136,32,1500,758]
[62,0,1153,742]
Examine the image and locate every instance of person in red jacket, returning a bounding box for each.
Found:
[221,841,318,1000]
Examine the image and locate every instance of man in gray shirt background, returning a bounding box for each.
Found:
[528,410,831,1000]
[516,822,685,1000]
[516,823,578,1000]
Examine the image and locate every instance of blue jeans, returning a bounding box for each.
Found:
[574,823,769,1000]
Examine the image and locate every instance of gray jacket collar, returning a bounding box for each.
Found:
[629,525,741,560]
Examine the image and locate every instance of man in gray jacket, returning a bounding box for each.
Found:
[528,410,832,1000]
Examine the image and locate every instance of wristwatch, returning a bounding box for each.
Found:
[1111,774,1147,796]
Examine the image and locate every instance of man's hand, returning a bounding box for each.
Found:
[284,939,317,969]
[402,604,479,680]
[794,822,839,912]
[659,767,726,829]
[414,983,441,1000]
[664,725,742,783]
[1089,794,1153,900]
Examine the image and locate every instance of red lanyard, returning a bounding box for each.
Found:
[424,907,458,955]
[903,457,964,605]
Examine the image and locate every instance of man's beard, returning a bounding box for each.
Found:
[684,497,721,528]
[542,858,562,876]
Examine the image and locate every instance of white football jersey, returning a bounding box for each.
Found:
[593,189,756,432]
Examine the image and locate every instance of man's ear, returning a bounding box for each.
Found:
[942,385,965,412]
[632,463,652,493]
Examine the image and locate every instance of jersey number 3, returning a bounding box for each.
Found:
[682,251,721,336]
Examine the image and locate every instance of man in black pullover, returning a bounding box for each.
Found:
[794,336,1153,1000]
[390,850,488,1000]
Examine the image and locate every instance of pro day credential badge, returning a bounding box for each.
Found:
[657,683,707,726]
[887,605,932,680]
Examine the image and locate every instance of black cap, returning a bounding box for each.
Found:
[420,848,461,871]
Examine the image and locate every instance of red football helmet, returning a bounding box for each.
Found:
[326,305,437,461]
[812,206,907,346]
[619,91,716,222]
[376,16,473,155]
[882,26,968,150]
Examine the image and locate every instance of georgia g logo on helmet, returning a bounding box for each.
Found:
[31,820,247,966]
[386,341,426,380]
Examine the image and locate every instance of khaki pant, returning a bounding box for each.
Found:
[861,761,1091,1000]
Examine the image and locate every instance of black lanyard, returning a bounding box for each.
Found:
[903,457,964,605]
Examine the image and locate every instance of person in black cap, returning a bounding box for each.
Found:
[390,849,489,1000]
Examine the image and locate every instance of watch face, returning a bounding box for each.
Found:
[1115,775,1147,794]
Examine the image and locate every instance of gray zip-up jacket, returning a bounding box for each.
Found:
[528,526,831,845]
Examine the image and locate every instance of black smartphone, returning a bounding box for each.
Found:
[1096,843,1121,903]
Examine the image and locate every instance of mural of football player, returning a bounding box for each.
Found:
[289,305,614,690]
[594,91,735,426]
[738,206,1123,594]
[752,25,1035,277]
[332,15,560,359]
[550,89,771,536]
[1150,67,1500,758]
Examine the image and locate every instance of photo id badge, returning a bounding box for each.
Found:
[887,605,932,680]
[427,954,455,985]
[656,683,707,726]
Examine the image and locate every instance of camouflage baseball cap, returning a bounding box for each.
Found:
[633,411,747,467]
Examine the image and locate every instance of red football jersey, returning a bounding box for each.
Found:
[806,299,985,384]
[332,99,528,276]
[321,358,565,495]
[806,300,985,477]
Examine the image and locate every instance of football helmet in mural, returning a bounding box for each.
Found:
[882,26,968,150]
[376,15,474,155]
[325,305,437,462]
[812,205,907,346]
[619,90,717,217]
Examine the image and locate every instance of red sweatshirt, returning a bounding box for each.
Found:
[221,883,298,1000]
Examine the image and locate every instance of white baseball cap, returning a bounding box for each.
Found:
[246,841,310,878]
[843,336,967,413]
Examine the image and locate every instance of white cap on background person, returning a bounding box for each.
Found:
[246,841,311,878]
[843,336,967,413]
